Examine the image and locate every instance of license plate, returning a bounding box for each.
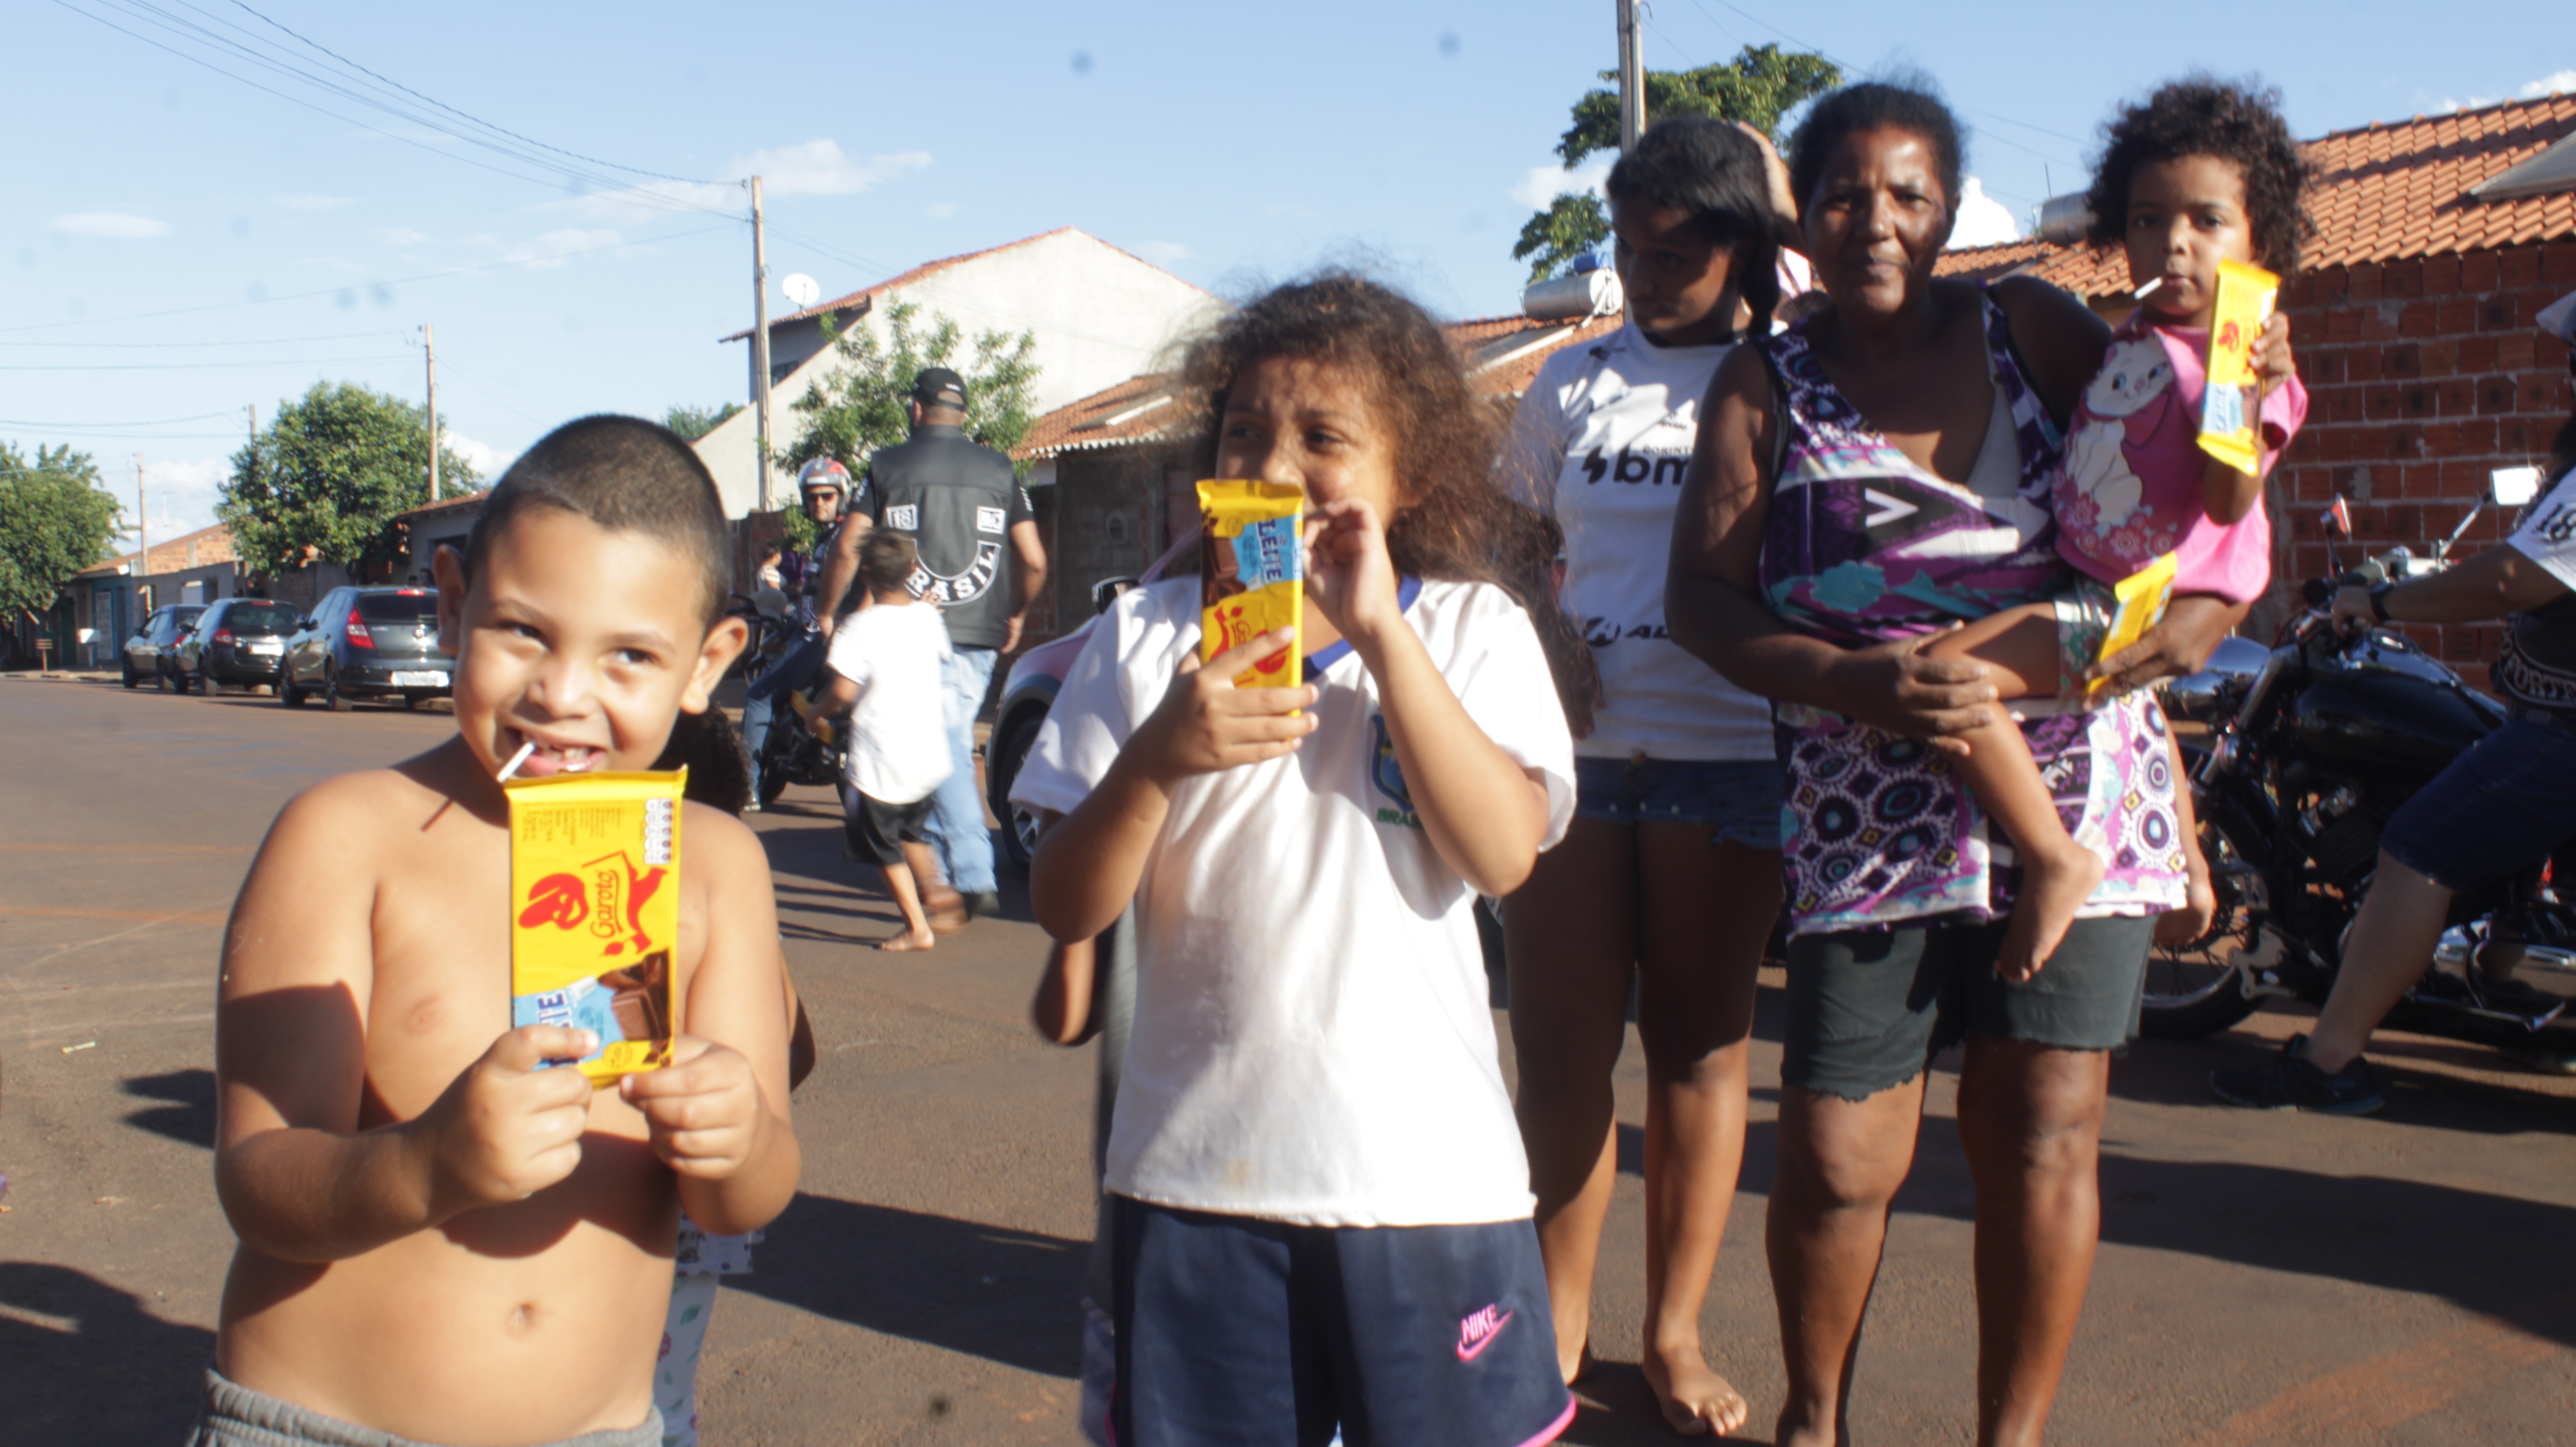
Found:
[391,670,447,688]
[248,641,281,654]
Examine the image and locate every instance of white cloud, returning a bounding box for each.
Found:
[1135,241,1191,265]
[503,229,623,268]
[1509,156,1612,210]
[373,227,430,246]
[139,457,231,541]
[2523,71,2576,98]
[273,194,358,211]
[568,139,933,221]
[925,201,959,218]
[442,431,511,480]
[1950,177,2022,248]
[50,212,170,239]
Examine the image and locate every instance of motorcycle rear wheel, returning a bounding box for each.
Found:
[757,729,792,805]
[2140,826,2265,1039]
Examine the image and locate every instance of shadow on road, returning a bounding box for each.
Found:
[122,1068,217,1149]
[730,1193,1086,1379]
[0,1261,215,1443]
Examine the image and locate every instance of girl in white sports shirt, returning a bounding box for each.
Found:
[1011,274,1595,1447]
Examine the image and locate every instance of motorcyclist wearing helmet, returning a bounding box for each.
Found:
[742,458,865,806]
[2214,289,2576,1111]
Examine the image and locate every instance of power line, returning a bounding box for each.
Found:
[0,330,407,349]
[0,410,241,427]
[0,354,411,371]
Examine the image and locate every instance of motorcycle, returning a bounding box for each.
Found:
[2144,473,2576,1063]
[723,592,848,808]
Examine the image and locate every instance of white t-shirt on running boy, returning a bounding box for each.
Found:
[1009,577,1575,1228]
[1504,320,1774,761]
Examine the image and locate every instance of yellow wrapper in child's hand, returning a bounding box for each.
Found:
[2197,258,2281,474]
[1197,480,1302,689]
[506,769,685,1087]
[2087,552,2178,695]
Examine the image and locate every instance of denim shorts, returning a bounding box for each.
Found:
[1572,754,1785,849]
[2380,716,2576,892]
[1780,914,2157,1101]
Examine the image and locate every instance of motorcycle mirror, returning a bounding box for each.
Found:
[2322,495,2354,538]
[2491,465,2543,509]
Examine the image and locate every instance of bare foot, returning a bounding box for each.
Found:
[1774,1411,1845,1447]
[1642,1338,1749,1437]
[877,929,936,952]
[1997,838,2105,982]
[1557,1336,1596,1388]
[921,886,968,935]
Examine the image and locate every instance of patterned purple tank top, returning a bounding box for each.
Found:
[1759,288,2188,935]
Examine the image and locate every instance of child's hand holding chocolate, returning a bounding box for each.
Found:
[416,1024,600,1215]
[620,1036,770,1181]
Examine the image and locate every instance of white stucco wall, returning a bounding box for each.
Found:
[696,230,1221,517]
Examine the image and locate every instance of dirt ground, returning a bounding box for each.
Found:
[4,673,2572,1445]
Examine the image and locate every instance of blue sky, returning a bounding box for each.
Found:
[8,0,2569,543]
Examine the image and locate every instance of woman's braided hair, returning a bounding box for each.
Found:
[1176,272,1601,732]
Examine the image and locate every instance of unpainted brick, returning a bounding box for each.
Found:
[2501,250,2542,287]
[2326,308,2364,344]
[2462,252,2500,291]
[2382,260,2423,298]
[2434,299,2478,336]
[2457,335,2498,373]
[2476,376,2519,413]
[2349,266,2385,303]
[2480,294,2522,331]
[2400,301,2437,338]
[2422,256,2463,294]
[2347,346,2384,381]
[2544,242,2576,286]
[2364,384,2402,420]
[2385,343,2422,378]
[2432,379,2474,415]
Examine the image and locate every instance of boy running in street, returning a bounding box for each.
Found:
[818,530,955,951]
[201,415,801,1447]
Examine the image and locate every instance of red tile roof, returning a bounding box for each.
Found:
[722,228,1213,342]
[1935,92,2576,299]
[395,489,488,519]
[78,522,237,578]
[1013,313,1624,461]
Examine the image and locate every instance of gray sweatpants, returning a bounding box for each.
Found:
[186,1369,663,1447]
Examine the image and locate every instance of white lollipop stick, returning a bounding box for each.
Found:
[495,741,537,782]
[2134,277,2165,299]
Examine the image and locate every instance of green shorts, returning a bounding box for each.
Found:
[1780,914,2157,1101]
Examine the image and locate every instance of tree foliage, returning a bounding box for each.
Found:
[1514,44,1841,282]
[0,443,120,626]
[218,381,482,575]
[663,402,742,441]
[781,301,1041,484]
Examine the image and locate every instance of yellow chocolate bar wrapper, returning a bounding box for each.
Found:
[2196,258,2281,475]
[2087,552,2178,695]
[505,769,684,1087]
[1198,480,1303,690]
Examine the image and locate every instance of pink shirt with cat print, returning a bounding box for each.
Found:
[2051,313,2308,604]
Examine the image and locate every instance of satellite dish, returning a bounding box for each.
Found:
[781,273,821,309]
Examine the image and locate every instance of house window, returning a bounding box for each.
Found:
[1104,514,1129,544]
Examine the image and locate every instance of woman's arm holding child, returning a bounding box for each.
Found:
[215,783,598,1262]
[620,809,800,1236]
[1308,498,1552,895]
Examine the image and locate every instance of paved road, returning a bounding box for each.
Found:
[3,674,2573,1446]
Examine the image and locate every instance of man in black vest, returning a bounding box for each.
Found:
[820,366,1046,921]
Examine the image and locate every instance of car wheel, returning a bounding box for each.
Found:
[326,671,352,713]
[988,707,1045,874]
[122,661,138,689]
[155,661,170,692]
[280,671,306,708]
[403,693,422,711]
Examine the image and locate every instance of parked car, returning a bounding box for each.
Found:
[121,604,206,690]
[171,597,303,694]
[987,532,1200,871]
[279,586,452,711]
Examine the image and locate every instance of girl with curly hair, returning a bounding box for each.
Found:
[1919,76,2317,981]
[1012,273,1591,1447]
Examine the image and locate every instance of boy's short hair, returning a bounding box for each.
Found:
[859,530,920,596]
[2085,77,2318,273]
[463,415,732,626]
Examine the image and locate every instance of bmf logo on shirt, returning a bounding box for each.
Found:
[1368,715,1421,830]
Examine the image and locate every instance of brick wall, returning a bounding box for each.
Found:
[2272,240,2576,689]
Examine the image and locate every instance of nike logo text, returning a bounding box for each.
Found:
[1457,1303,1515,1362]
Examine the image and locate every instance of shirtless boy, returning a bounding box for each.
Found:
[200,416,801,1447]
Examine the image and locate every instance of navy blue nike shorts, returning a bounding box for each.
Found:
[1109,1196,1574,1447]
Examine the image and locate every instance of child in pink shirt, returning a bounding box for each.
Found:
[1929,78,2314,981]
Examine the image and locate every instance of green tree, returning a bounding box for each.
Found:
[663,402,742,441]
[218,381,482,575]
[0,442,121,632]
[1513,44,1841,282]
[783,299,1040,478]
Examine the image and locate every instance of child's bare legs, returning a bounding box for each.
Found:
[879,841,938,951]
[1925,607,2104,981]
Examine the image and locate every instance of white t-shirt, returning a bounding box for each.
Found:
[824,602,954,804]
[1504,321,1774,761]
[1009,578,1575,1227]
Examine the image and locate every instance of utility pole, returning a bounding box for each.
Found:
[1616,0,1645,154]
[135,453,149,595]
[749,175,776,514]
[423,322,441,501]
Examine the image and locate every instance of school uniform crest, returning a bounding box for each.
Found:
[1368,715,1421,829]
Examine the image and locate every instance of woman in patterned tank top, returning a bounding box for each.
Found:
[1662,84,2261,1447]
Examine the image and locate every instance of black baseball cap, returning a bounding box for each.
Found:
[911,367,968,407]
